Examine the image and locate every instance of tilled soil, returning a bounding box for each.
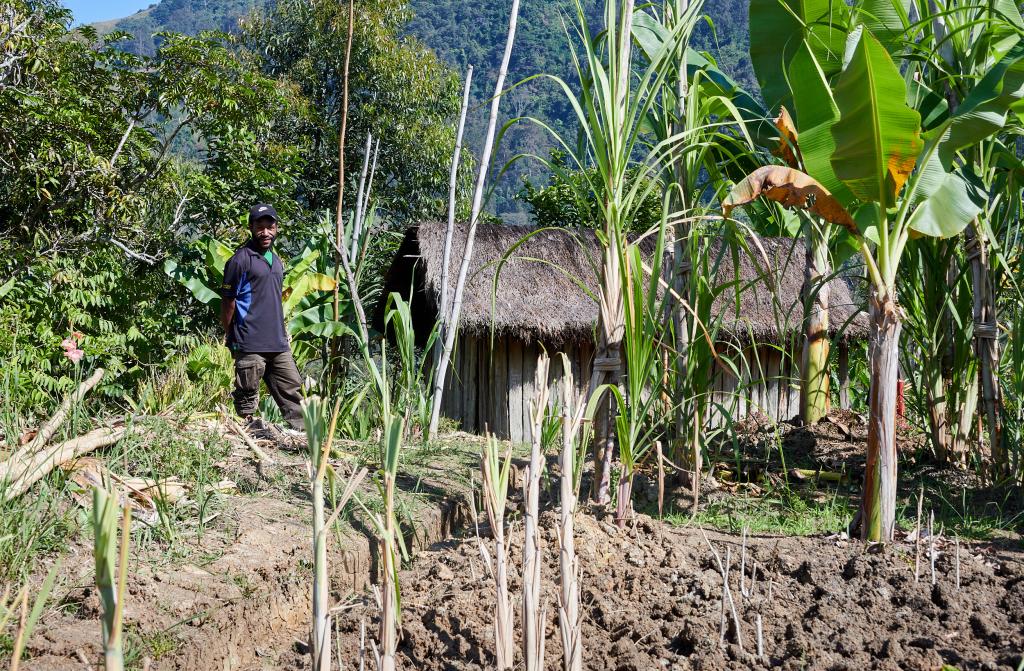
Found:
[335,510,1024,671]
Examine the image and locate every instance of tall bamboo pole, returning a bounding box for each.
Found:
[428,0,521,436]
[429,65,474,418]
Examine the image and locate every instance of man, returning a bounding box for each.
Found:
[220,203,304,432]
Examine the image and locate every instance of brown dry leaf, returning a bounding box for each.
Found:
[63,457,160,525]
[723,166,858,237]
[18,429,37,446]
[119,476,188,505]
[773,106,801,169]
[65,456,106,509]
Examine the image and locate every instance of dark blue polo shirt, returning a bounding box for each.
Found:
[221,241,289,353]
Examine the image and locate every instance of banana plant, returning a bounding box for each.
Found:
[726,18,1023,540]
[164,235,352,364]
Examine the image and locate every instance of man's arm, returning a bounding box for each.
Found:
[220,254,242,340]
[221,298,236,334]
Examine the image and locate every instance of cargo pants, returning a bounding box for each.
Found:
[231,350,304,430]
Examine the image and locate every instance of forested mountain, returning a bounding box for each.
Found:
[95,0,755,219]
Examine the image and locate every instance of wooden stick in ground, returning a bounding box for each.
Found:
[23,368,105,454]
[756,613,764,658]
[558,353,583,671]
[224,415,276,465]
[428,0,521,436]
[522,354,549,671]
[1,427,129,501]
[700,530,743,651]
[955,536,961,589]
[929,510,936,586]
[740,526,748,598]
[915,485,923,583]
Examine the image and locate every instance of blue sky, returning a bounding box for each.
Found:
[64,1,155,25]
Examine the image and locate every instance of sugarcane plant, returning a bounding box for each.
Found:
[527,0,714,503]
[725,4,1024,539]
[607,239,670,527]
[302,395,369,671]
[557,352,587,671]
[93,485,131,671]
[2,564,60,671]
[480,434,514,670]
[522,353,549,671]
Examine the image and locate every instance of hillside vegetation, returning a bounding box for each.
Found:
[94,0,754,219]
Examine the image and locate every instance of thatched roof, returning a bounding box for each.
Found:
[378,220,869,346]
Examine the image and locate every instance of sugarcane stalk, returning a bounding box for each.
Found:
[93,485,131,671]
[522,354,549,671]
[481,435,514,669]
[558,353,584,671]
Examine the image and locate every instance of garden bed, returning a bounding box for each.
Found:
[333,509,1024,671]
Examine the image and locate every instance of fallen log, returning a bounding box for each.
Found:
[22,368,105,454]
[1,426,128,501]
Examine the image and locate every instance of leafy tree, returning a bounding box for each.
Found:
[239,0,464,222]
[0,0,308,409]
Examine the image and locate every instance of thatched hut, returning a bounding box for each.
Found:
[379,221,869,442]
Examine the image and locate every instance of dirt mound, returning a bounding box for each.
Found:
[334,510,1024,671]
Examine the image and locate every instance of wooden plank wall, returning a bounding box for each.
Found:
[444,334,800,439]
[445,335,593,442]
[706,343,800,429]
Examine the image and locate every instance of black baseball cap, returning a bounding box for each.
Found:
[248,203,279,224]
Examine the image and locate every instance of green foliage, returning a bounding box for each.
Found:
[0,247,202,415]
[520,151,663,230]
[239,0,463,221]
[94,0,758,220]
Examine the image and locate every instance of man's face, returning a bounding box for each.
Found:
[250,217,278,251]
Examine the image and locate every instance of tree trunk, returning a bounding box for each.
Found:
[838,341,850,410]
[801,223,830,425]
[862,290,901,542]
[923,360,951,464]
[966,223,1005,477]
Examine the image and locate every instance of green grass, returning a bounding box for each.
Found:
[663,483,857,536]
[894,480,1024,542]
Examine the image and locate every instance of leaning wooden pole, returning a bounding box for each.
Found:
[23,367,105,454]
[430,65,474,417]
[440,66,474,321]
[428,0,521,436]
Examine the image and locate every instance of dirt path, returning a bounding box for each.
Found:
[20,436,473,670]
